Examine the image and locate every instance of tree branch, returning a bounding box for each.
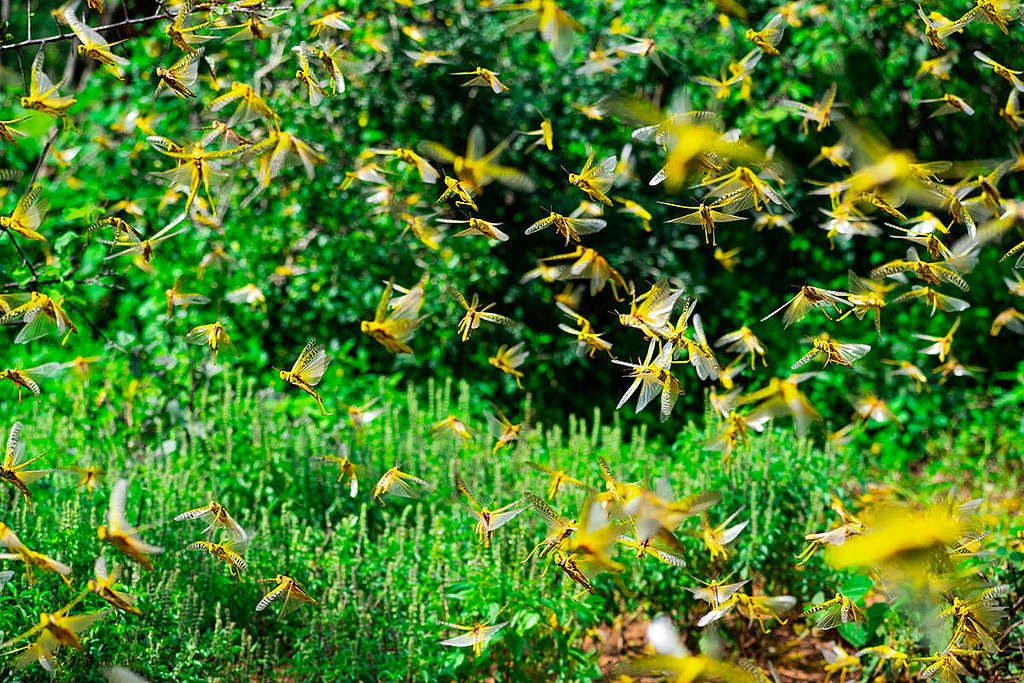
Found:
[0,11,171,51]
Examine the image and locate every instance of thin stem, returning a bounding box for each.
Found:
[65,299,127,354]
[29,127,58,188]
[2,226,39,281]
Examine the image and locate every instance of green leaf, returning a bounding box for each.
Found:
[840,574,873,602]
[62,204,103,224]
[837,620,868,648]
[516,611,540,631]
[53,230,77,253]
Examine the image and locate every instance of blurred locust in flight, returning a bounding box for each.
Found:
[455,475,526,548]
[361,275,428,354]
[451,289,515,341]
[185,321,234,364]
[420,126,536,193]
[97,479,164,571]
[0,523,72,584]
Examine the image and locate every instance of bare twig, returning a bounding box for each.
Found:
[66,299,127,354]
[29,127,58,189]
[2,274,115,291]
[0,11,170,50]
[1,226,39,280]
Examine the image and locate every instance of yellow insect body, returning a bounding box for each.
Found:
[187,536,249,579]
[439,618,509,657]
[452,290,514,341]
[279,340,331,415]
[319,451,364,497]
[0,363,63,403]
[97,479,164,571]
[0,523,72,584]
[1,184,49,242]
[62,1,130,79]
[452,67,508,93]
[361,276,428,354]
[455,476,526,548]
[256,575,317,617]
[21,51,77,127]
[373,466,432,506]
[745,13,786,55]
[700,509,748,562]
[568,152,617,206]
[185,321,234,364]
[488,343,529,388]
[1,596,106,670]
[174,501,246,541]
[155,49,204,99]
[88,557,141,616]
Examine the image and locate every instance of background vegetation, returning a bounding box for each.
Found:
[0,0,1022,680]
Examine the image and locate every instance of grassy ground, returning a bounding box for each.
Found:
[0,374,1021,682]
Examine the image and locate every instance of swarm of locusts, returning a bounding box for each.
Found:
[0,0,1021,679]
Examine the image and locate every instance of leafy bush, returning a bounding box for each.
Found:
[1,0,1022,680]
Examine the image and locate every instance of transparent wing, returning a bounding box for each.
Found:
[26,362,64,379]
[176,49,203,85]
[94,556,110,581]
[291,340,329,385]
[107,478,130,531]
[30,51,56,97]
[16,469,51,485]
[255,582,288,612]
[835,343,871,364]
[524,491,565,528]
[525,215,555,235]
[440,632,478,648]
[185,325,215,345]
[5,421,23,466]
[487,506,526,531]
[387,473,428,498]
[64,6,109,47]
[418,141,459,164]
[466,126,486,161]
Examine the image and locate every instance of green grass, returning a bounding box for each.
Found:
[1,375,1020,681]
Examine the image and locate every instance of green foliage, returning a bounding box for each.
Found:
[0,378,1020,681]
[1,0,1023,680]
[0,0,1022,432]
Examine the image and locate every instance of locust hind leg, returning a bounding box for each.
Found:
[308,388,330,416]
